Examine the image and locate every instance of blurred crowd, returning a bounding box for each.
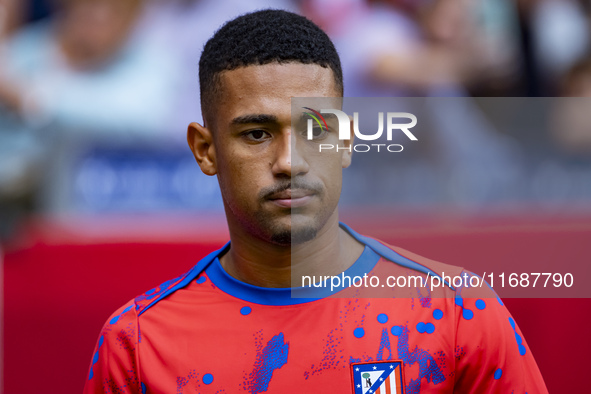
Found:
[1,0,591,240]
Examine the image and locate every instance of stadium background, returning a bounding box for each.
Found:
[2,0,591,393]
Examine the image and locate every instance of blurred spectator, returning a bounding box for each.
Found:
[516,0,590,95]
[0,0,179,136]
[531,0,589,93]
[418,0,522,96]
[313,0,522,97]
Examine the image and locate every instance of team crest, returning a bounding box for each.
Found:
[351,361,404,394]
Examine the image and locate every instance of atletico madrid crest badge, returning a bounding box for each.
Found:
[351,360,404,394]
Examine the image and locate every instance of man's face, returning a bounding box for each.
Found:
[198,62,351,245]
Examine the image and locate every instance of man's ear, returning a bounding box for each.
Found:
[187,122,217,176]
[341,116,354,168]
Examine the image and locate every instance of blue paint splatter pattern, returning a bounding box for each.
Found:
[243,332,289,393]
[391,324,445,394]
[304,299,369,379]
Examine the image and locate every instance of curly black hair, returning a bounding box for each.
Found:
[199,9,343,123]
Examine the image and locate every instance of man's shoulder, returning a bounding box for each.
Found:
[131,243,228,316]
[378,239,465,277]
[98,265,209,338]
[346,224,466,279]
[353,228,494,298]
[133,271,191,315]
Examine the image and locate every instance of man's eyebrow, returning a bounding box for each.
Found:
[231,114,278,125]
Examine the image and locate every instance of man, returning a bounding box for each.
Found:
[84,10,547,393]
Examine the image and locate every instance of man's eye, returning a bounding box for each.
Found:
[244,130,269,141]
[312,127,326,138]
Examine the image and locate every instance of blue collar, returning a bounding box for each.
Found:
[137,223,452,315]
[206,245,380,306]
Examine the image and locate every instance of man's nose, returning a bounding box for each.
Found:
[272,129,309,177]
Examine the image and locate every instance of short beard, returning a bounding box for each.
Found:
[270,226,318,246]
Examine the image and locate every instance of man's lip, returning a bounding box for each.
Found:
[268,189,315,200]
[267,189,316,208]
[270,195,314,208]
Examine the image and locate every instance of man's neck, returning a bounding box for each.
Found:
[219,213,365,288]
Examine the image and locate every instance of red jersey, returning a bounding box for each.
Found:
[84,224,547,393]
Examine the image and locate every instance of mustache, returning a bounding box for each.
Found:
[260,179,323,199]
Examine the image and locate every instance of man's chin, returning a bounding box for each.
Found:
[270,226,318,246]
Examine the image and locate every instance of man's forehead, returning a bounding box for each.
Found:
[217,62,340,98]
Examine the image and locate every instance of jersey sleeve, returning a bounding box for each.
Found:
[453,273,548,393]
[83,299,142,394]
